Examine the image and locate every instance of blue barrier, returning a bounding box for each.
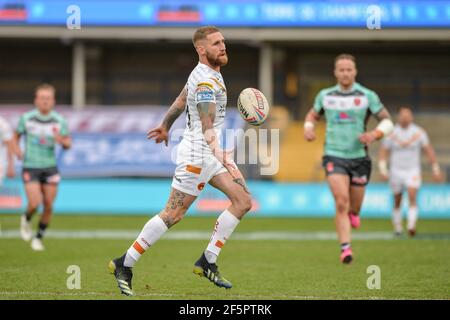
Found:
[1,179,449,219]
[1,1,449,28]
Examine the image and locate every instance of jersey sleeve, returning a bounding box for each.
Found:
[368,91,384,114]
[419,129,430,147]
[16,114,26,135]
[0,118,12,141]
[313,90,325,113]
[194,79,217,105]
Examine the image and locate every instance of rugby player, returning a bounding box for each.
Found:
[17,84,72,251]
[303,54,394,264]
[109,26,252,296]
[378,107,442,236]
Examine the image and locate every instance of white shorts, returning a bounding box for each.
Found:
[171,143,227,197]
[389,169,421,194]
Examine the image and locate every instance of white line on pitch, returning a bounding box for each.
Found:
[1,229,448,240]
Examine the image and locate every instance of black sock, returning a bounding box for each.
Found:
[36,222,48,239]
[340,242,351,252]
[25,211,33,222]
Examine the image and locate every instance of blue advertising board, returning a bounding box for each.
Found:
[0,1,449,28]
[2,179,449,219]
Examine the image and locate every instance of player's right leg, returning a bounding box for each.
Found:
[20,170,42,242]
[323,156,353,263]
[390,172,405,236]
[108,187,196,296]
[392,193,403,236]
[327,174,353,263]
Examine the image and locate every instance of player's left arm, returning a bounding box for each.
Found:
[197,101,249,193]
[54,118,72,150]
[422,139,443,182]
[359,87,394,147]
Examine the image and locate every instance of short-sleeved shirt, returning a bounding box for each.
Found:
[181,62,227,160]
[17,109,69,169]
[313,82,383,159]
[382,123,429,172]
[0,116,13,169]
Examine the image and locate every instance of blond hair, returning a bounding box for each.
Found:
[192,26,220,46]
[335,54,356,66]
[35,83,56,96]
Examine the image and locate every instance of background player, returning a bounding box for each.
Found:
[0,116,16,186]
[378,107,442,236]
[17,84,72,251]
[303,54,394,264]
[109,26,252,296]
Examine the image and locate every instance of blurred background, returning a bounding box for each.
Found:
[0,0,449,218]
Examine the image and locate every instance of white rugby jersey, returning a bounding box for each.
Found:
[0,116,12,176]
[180,62,227,158]
[382,123,429,172]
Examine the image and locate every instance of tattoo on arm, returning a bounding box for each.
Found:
[197,102,216,130]
[374,108,391,121]
[161,88,187,130]
[233,178,250,194]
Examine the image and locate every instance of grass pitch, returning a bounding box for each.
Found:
[0,214,449,300]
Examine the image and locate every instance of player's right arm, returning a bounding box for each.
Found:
[303,108,321,141]
[303,90,324,142]
[147,86,187,146]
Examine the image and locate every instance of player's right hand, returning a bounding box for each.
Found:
[147,126,169,146]
[380,173,389,181]
[304,128,316,141]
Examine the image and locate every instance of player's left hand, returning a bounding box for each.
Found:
[53,127,64,144]
[147,126,169,146]
[359,131,378,145]
[432,172,444,183]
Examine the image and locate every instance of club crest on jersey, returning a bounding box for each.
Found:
[354,98,361,106]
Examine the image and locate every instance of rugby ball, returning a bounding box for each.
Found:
[237,88,269,126]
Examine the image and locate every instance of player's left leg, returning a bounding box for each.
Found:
[348,157,372,229]
[31,181,58,251]
[349,185,365,229]
[192,171,252,289]
[406,187,419,237]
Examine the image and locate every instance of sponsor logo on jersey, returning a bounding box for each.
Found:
[47,174,61,184]
[195,86,215,103]
[335,112,355,123]
[351,175,368,184]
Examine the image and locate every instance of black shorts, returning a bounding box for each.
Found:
[322,155,372,186]
[22,167,61,185]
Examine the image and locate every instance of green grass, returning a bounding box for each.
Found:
[0,214,449,300]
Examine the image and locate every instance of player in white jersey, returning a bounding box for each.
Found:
[0,116,15,186]
[378,107,442,236]
[109,26,252,296]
